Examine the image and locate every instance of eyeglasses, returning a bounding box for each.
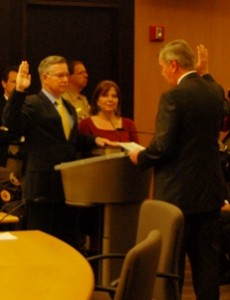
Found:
[72,71,88,76]
[46,73,69,79]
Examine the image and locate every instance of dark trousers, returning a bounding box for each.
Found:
[25,202,85,250]
[179,210,220,300]
[220,210,230,277]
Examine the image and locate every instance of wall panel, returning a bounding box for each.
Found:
[135,0,230,145]
[0,0,134,118]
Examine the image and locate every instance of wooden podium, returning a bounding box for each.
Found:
[55,152,152,282]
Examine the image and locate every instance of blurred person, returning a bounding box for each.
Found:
[62,60,90,122]
[0,65,21,167]
[129,40,227,300]
[0,65,25,170]
[0,65,25,221]
[198,45,230,285]
[2,57,113,249]
[0,65,18,122]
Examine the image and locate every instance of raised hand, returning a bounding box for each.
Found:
[16,61,31,92]
[196,44,209,76]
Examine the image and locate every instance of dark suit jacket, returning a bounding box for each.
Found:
[138,72,227,214]
[0,95,7,125]
[0,94,22,166]
[3,90,96,203]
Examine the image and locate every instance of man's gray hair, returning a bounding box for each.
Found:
[38,55,67,78]
[159,39,195,69]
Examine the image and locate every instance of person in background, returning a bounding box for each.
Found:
[79,80,139,144]
[0,65,25,218]
[2,57,113,250]
[62,60,90,122]
[129,40,227,300]
[0,65,24,169]
[195,44,230,285]
[0,65,18,121]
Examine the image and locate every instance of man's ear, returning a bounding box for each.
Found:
[1,80,6,89]
[42,73,48,83]
[170,60,179,73]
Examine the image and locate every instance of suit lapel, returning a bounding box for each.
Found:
[38,91,78,139]
[37,91,69,140]
[38,91,57,113]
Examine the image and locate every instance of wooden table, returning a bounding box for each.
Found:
[0,230,94,300]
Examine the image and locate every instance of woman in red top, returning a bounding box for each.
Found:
[79,80,139,143]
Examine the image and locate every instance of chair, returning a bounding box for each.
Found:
[0,200,24,230]
[136,199,184,300]
[0,211,19,224]
[89,229,162,300]
[89,199,184,300]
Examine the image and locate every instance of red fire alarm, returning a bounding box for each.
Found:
[149,26,164,42]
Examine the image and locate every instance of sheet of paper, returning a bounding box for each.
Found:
[0,232,18,240]
[117,142,145,152]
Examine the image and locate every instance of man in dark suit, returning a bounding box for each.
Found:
[0,65,22,167]
[129,40,227,300]
[0,65,18,120]
[3,57,112,248]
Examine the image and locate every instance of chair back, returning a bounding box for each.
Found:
[114,230,162,300]
[136,199,184,300]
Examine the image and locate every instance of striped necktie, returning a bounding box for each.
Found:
[55,98,71,139]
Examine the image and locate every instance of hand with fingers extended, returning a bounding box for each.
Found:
[16,61,31,92]
[196,44,209,76]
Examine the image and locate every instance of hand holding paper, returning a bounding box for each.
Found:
[117,142,145,152]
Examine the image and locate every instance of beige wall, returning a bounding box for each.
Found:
[135,0,230,146]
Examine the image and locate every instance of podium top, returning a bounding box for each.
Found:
[55,152,125,170]
[55,152,152,206]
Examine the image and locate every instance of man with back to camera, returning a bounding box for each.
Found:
[2,57,113,249]
[62,60,90,122]
[129,40,227,299]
